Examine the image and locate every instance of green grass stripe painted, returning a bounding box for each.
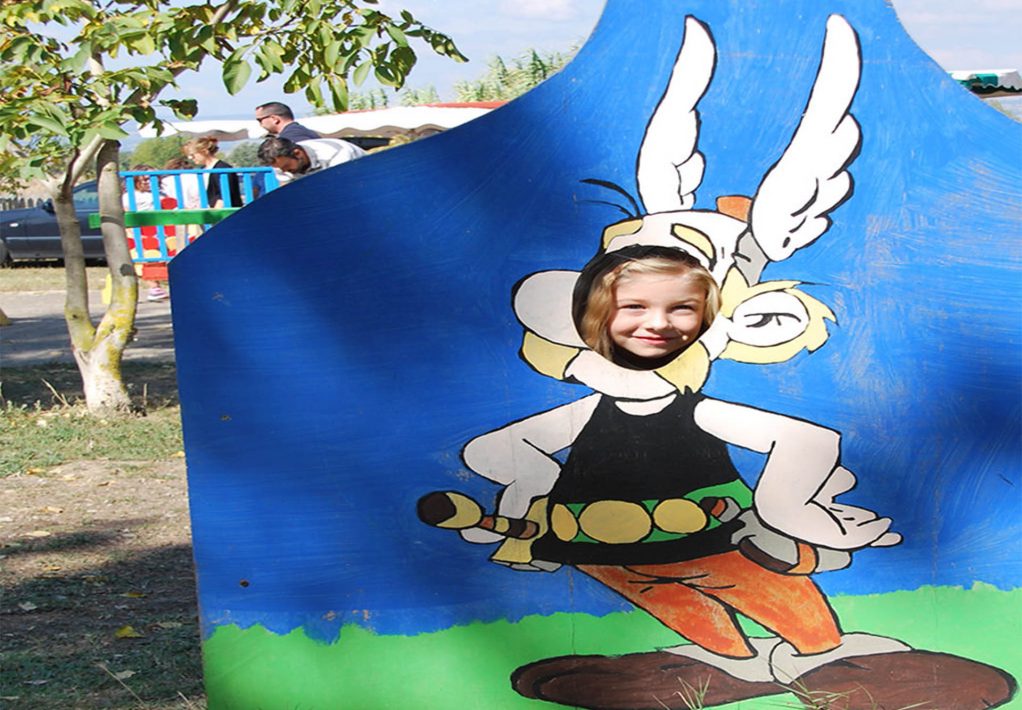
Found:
[87,208,239,228]
[201,582,1022,709]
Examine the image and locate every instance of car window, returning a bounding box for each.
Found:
[73,183,99,212]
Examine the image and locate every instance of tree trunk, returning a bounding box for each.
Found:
[59,139,138,415]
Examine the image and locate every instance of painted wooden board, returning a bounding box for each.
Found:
[171,1,1021,707]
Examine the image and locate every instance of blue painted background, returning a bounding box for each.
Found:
[171,0,1021,640]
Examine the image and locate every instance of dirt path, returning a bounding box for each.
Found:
[0,459,204,709]
[0,290,175,366]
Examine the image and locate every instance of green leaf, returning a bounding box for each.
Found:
[328,75,347,111]
[27,114,68,136]
[97,122,129,140]
[258,41,285,73]
[374,64,398,88]
[352,60,371,87]
[385,24,407,47]
[222,56,252,95]
[323,39,341,68]
[160,98,198,120]
[303,80,323,108]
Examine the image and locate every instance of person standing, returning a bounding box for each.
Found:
[182,136,243,208]
[254,102,321,142]
[122,165,170,302]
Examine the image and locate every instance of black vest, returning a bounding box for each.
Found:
[532,393,749,565]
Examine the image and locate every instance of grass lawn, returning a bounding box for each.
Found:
[1,362,202,709]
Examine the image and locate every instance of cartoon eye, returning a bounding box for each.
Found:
[728,291,811,347]
[743,312,802,328]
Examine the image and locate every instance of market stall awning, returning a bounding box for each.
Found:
[138,102,505,141]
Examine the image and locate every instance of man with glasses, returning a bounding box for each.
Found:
[254,102,321,142]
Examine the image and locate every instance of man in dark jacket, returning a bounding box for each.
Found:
[254,102,321,142]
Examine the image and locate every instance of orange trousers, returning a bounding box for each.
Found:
[579,550,842,658]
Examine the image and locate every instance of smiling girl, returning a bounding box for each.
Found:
[573,245,720,369]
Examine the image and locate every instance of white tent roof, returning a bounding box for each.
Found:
[138,102,504,142]
[950,69,1022,98]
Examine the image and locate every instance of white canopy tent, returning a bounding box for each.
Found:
[138,102,504,143]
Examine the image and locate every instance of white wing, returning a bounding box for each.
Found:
[749,15,862,262]
[636,16,715,213]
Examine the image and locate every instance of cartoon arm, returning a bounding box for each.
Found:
[693,397,901,550]
[460,394,601,544]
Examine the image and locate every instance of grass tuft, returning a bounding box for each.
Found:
[0,363,182,477]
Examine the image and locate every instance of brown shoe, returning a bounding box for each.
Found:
[792,650,1017,709]
[512,651,783,709]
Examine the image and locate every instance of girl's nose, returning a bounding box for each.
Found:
[647,310,671,329]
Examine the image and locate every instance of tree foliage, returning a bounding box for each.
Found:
[400,85,439,106]
[454,48,575,102]
[347,89,391,110]
[226,140,262,167]
[0,0,465,414]
[121,135,191,169]
[0,0,466,187]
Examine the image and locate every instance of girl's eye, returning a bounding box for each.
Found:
[672,304,694,312]
[619,304,644,310]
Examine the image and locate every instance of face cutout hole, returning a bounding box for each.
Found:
[572,245,721,369]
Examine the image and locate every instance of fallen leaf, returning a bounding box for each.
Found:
[97,481,112,487]
[40,506,64,514]
[121,591,147,599]
[18,602,38,612]
[114,625,144,639]
[61,474,77,481]
[171,450,185,458]
[34,419,49,428]
[24,680,48,686]
[112,670,136,681]
[26,467,46,474]
[156,621,182,629]
[23,530,51,538]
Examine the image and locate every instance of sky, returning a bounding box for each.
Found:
[168,0,1022,122]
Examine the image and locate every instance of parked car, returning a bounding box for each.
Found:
[0,181,105,265]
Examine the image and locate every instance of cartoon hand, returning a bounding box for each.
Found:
[813,466,903,548]
[760,465,902,550]
[732,509,851,574]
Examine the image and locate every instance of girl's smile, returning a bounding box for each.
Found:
[608,271,707,361]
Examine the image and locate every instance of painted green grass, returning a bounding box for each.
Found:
[202,582,1021,709]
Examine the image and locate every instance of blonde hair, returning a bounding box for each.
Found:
[182,136,219,159]
[573,246,720,362]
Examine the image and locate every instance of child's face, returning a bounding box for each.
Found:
[607,270,706,361]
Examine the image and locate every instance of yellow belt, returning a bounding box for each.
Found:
[551,498,726,544]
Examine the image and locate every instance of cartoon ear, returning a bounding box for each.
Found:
[748,14,862,263]
[720,286,835,364]
[636,16,716,213]
[513,270,586,348]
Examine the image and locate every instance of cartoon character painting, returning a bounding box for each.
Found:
[419,15,1017,710]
